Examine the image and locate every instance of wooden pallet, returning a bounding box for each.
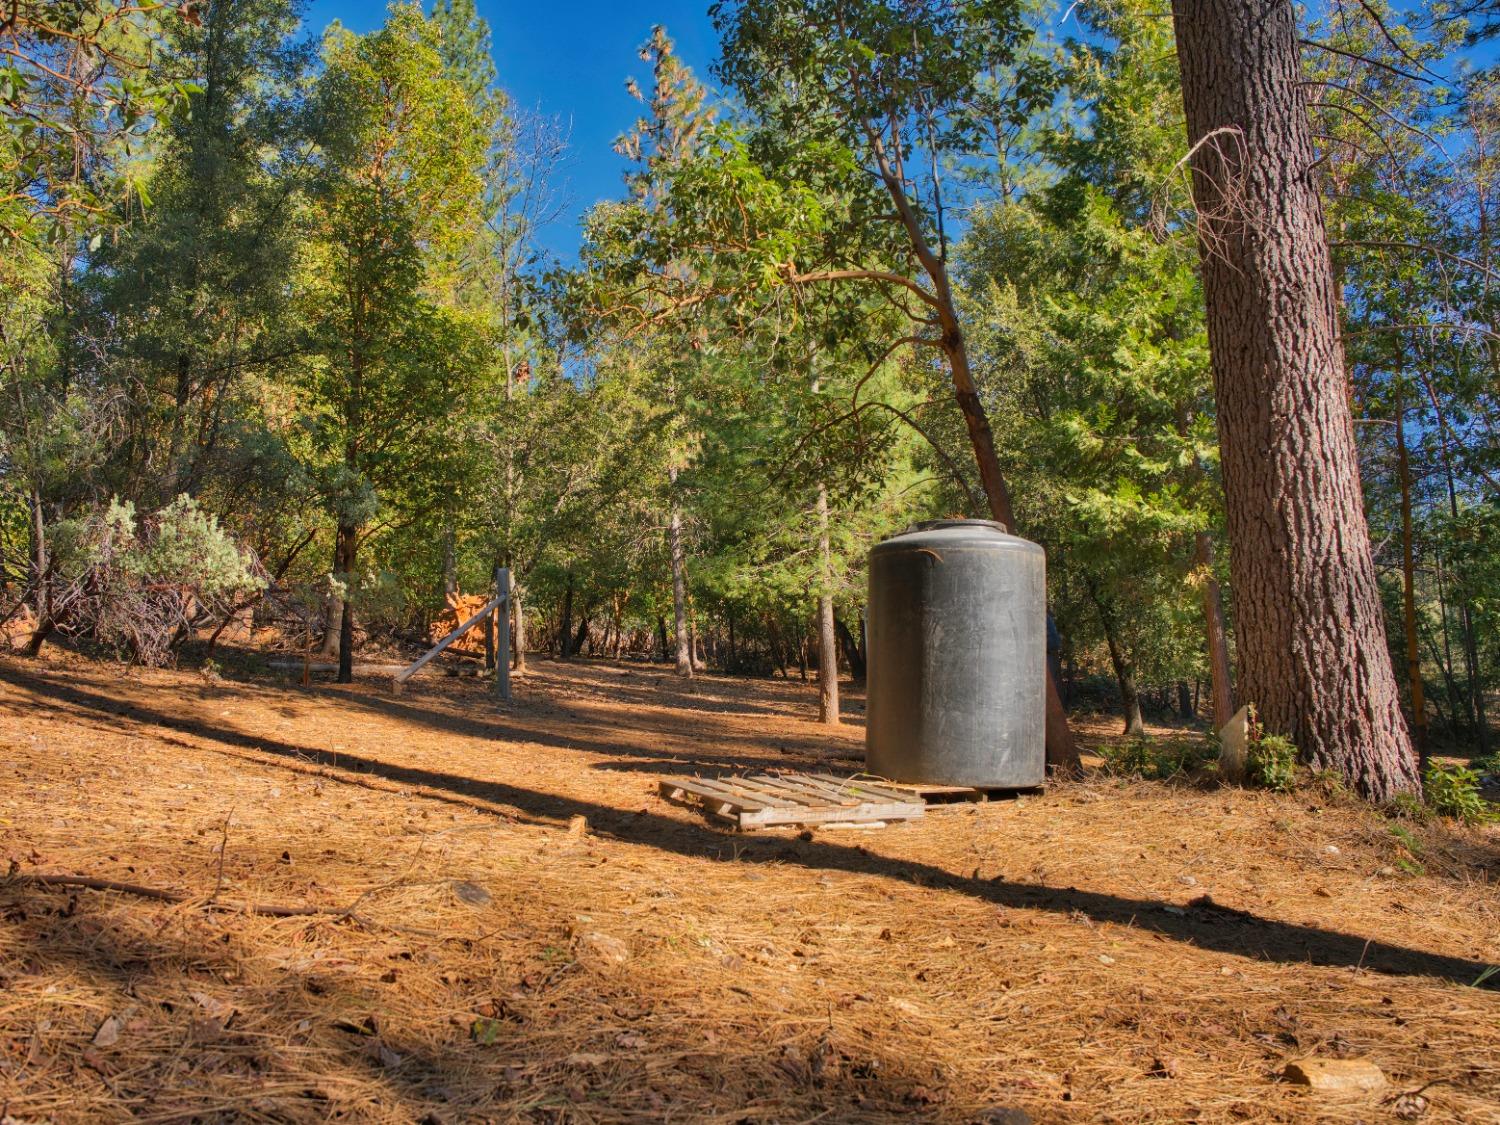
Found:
[873,781,1045,805]
[658,772,925,830]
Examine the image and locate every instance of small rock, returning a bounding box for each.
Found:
[452,880,492,907]
[1178,875,1198,887]
[1282,1057,1387,1095]
[578,932,629,966]
[567,815,588,837]
[973,1109,1032,1125]
[92,1016,122,1048]
[1322,845,1340,856]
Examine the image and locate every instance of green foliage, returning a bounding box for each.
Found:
[1423,764,1494,825]
[1,0,1496,790]
[957,2,1220,712]
[0,1,189,247]
[52,496,261,600]
[1246,734,1298,793]
[124,496,263,598]
[39,496,261,665]
[1387,822,1424,855]
[1099,736,1214,781]
[1387,791,1434,823]
[297,2,493,604]
[1385,823,1426,875]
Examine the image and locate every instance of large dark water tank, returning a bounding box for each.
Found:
[865,519,1045,788]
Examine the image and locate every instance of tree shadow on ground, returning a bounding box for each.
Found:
[9,664,1497,991]
[2,880,952,1120]
[459,656,868,724]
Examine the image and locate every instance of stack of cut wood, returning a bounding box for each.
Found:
[429,592,491,656]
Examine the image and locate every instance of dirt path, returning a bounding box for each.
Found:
[1,653,1497,1122]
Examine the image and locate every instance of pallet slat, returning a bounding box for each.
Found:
[664,777,776,810]
[659,772,925,831]
[727,774,838,807]
[806,773,918,803]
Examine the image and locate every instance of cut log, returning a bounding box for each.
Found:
[393,591,505,686]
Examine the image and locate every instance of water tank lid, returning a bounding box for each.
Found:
[904,518,1009,534]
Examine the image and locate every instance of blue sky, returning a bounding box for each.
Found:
[302,1,721,262]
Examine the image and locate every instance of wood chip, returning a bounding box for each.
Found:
[1282,1058,1387,1095]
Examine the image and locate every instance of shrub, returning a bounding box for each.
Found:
[38,495,263,665]
[1246,733,1297,792]
[1100,735,1214,781]
[1387,791,1432,823]
[124,495,260,598]
[1470,752,1500,779]
[1424,764,1494,825]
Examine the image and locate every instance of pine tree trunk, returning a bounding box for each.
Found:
[441,526,457,600]
[1090,583,1144,736]
[1170,0,1418,799]
[667,467,693,679]
[320,536,342,660]
[1442,455,1486,754]
[559,571,575,660]
[335,522,356,684]
[1195,532,1236,729]
[1394,382,1429,772]
[512,583,526,671]
[23,487,54,657]
[835,616,866,681]
[816,480,840,725]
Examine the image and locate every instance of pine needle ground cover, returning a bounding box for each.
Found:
[1,654,1496,1123]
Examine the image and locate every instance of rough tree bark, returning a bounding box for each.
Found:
[559,570,575,659]
[815,479,839,725]
[23,487,54,656]
[1170,0,1418,799]
[335,522,356,684]
[667,466,693,679]
[319,552,342,660]
[1195,532,1236,729]
[1089,582,1144,737]
[512,583,526,671]
[835,616,866,681]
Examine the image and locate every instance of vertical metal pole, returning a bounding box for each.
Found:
[494,567,511,702]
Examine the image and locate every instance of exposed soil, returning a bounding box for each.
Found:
[1,650,1497,1123]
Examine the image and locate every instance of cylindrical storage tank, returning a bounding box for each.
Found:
[866,519,1045,788]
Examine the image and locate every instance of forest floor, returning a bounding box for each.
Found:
[1,650,1497,1124]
